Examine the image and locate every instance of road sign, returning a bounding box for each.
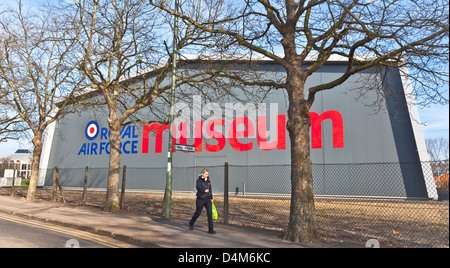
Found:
[174,144,196,152]
[4,169,14,178]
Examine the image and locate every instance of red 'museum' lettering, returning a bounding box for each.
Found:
[142,123,169,153]
[310,110,344,149]
[206,119,225,152]
[257,114,286,151]
[228,117,254,151]
[141,111,343,153]
[141,115,287,153]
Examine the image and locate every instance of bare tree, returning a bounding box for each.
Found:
[0,1,86,200]
[63,0,170,212]
[426,138,449,162]
[0,20,29,144]
[152,0,449,242]
[0,95,27,143]
[64,0,232,212]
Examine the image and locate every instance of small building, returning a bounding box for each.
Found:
[0,149,33,179]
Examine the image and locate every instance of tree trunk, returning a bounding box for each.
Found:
[103,122,121,212]
[284,68,319,243]
[26,131,43,201]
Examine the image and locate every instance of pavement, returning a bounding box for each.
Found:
[0,195,368,248]
[0,195,307,248]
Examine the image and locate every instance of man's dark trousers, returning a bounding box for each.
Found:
[189,197,214,232]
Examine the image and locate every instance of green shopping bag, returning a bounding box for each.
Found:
[206,202,218,220]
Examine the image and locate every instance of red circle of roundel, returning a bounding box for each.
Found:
[85,121,99,140]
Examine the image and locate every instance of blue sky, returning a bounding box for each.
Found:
[0,0,448,157]
[418,103,449,140]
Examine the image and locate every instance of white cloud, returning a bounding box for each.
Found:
[418,104,449,140]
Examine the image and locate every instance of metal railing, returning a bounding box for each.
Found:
[32,160,449,247]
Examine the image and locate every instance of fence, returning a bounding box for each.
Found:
[38,161,448,248]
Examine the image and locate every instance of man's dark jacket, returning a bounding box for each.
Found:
[196,176,213,199]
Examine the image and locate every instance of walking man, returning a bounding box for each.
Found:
[189,168,216,234]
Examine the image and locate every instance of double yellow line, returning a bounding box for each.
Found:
[0,213,125,248]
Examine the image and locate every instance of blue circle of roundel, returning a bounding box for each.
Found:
[85,121,99,140]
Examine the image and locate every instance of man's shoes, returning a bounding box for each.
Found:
[208,230,216,234]
[189,223,194,230]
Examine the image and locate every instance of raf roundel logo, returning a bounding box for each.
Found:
[85,121,99,140]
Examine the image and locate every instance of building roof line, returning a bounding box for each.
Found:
[58,53,395,105]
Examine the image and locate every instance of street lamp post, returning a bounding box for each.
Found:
[163,0,179,219]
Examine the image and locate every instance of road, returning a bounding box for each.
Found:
[0,214,139,248]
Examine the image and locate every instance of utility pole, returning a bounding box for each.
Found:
[163,0,179,219]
